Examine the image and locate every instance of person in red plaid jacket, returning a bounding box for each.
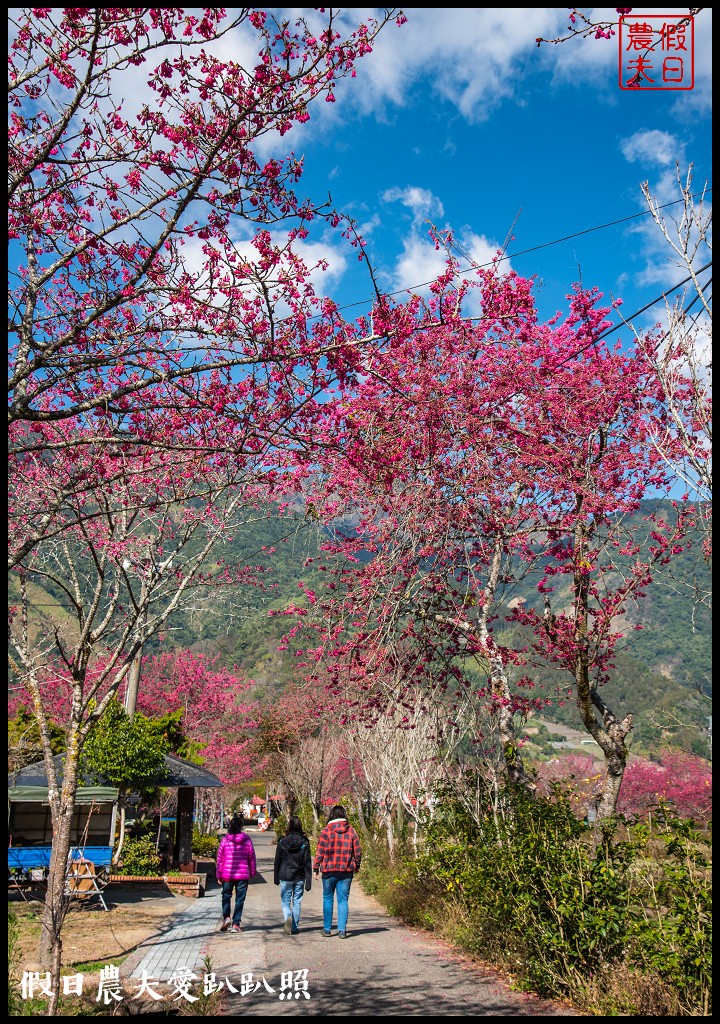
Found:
[313,804,362,939]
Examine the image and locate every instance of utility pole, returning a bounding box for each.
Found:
[122,545,172,720]
[124,593,148,722]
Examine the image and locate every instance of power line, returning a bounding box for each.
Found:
[558,261,712,369]
[331,188,712,316]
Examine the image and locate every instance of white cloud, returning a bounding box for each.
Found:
[380,186,510,315]
[348,7,568,123]
[381,186,444,225]
[620,130,683,168]
[461,232,508,273]
[390,234,449,294]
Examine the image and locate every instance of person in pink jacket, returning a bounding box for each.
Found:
[216,815,257,932]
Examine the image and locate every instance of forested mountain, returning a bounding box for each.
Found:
[158,499,711,758]
[16,501,711,760]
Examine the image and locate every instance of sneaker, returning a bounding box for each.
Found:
[338,931,348,939]
[231,924,242,933]
[220,918,231,932]
[283,917,293,935]
[321,929,332,937]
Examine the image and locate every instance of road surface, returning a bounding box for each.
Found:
[195,829,582,1016]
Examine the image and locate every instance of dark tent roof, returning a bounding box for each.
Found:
[9,752,223,791]
[158,754,223,789]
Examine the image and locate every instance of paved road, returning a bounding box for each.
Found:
[121,829,582,1016]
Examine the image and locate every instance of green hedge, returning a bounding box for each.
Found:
[361,783,711,1016]
[192,828,219,858]
[115,834,161,876]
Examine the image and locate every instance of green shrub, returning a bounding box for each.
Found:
[115,834,161,876]
[272,811,287,845]
[362,780,711,1016]
[8,908,22,1016]
[623,814,712,1015]
[272,799,316,844]
[192,828,219,858]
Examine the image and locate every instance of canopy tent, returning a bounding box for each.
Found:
[8,752,223,791]
[8,784,118,804]
[8,761,119,848]
[9,753,223,866]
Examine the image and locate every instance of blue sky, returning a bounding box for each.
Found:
[258,7,712,339]
[8,7,712,348]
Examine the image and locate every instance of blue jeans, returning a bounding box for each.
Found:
[322,875,353,932]
[222,879,248,926]
[280,879,305,932]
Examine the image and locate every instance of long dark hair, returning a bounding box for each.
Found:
[227,814,245,835]
[287,815,304,835]
[327,804,347,822]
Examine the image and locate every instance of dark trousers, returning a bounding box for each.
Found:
[222,879,249,925]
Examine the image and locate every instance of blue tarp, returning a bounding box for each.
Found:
[8,845,113,871]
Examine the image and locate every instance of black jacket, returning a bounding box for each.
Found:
[274,831,312,890]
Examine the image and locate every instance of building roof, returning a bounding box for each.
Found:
[8,753,224,792]
[158,754,223,789]
[8,783,118,804]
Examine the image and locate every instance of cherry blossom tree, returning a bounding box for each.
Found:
[297,250,690,824]
[536,750,711,826]
[7,7,406,993]
[255,679,346,831]
[8,8,401,429]
[8,7,407,575]
[534,753,604,817]
[617,750,712,824]
[8,458,274,978]
[134,650,258,783]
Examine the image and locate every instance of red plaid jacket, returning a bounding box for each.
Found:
[313,819,362,875]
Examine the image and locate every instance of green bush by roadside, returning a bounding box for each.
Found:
[359,783,711,1016]
[114,834,161,876]
[192,828,220,858]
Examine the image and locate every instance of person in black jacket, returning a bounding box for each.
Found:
[273,814,312,935]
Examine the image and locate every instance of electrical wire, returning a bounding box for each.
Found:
[551,262,713,372]
[330,188,712,316]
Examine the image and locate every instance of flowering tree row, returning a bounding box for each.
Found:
[293,243,699,821]
[7,7,406,990]
[536,750,711,825]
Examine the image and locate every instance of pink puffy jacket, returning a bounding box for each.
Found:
[216,832,256,882]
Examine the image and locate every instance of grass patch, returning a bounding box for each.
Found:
[70,957,128,974]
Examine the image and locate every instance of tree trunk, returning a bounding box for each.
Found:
[112,797,128,866]
[39,740,81,1012]
[489,652,537,795]
[572,521,632,828]
[480,532,535,796]
[382,795,395,861]
[348,760,370,839]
